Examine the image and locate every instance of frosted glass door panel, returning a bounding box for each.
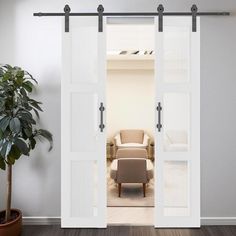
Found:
[163,161,189,216]
[163,93,190,152]
[163,26,190,83]
[70,93,98,152]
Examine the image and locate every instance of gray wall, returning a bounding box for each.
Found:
[0,0,236,218]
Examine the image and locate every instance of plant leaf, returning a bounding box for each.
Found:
[0,157,6,170]
[18,111,36,125]
[16,70,24,78]
[22,82,32,92]
[0,116,10,132]
[30,102,43,112]
[20,88,27,97]
[0,129,3,139]
[7,155,15,165]
[29,99,42,105]
[3,72,10,81]
[24,71,38,84]
[29,137,36,150]
[15,138,29,155]
[0,142,7,157]
[9,117,21,133]
[23,128,32,138]
[18,111,33,120]
[33,108,40,119]
[37,129,53,151]
[8,145,21,160]
[0,141,12,158]
[16,77,24,86]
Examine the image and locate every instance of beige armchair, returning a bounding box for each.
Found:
[110,148,154,197]
[114,129,150,149]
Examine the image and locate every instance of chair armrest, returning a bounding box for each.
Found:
[114,134,122,146]
[143,133,150,146]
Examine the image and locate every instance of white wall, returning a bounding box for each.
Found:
[107,70,155,140]
[0,0,63,217]
[0,0,236,220]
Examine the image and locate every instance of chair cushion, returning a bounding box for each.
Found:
[117,143,148,148]
[120,129,144,144]
[110,159,154,180]
[116,148,148,159]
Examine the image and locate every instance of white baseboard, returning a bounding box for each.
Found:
[201,217,236,225]
[23,217,61,225]
[23,216,236,226]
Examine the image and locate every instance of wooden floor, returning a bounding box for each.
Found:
[22,225,236,236]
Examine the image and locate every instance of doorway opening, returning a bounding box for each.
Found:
[105,18,191,225]
[106,19,155,225]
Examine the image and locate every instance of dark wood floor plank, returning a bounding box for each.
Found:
[130,226,155,236]
[21,225,236,236]
[205,225,236,236]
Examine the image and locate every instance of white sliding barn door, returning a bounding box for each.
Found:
[154,17,200,227]
[61,17,107,228]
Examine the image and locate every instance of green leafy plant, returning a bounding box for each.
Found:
[0,65,53,223]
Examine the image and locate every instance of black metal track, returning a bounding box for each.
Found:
[33,4,230,33]
[34,12,230,17]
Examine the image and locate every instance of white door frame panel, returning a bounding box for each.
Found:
[61,16,107,228]
[154,16,200,228]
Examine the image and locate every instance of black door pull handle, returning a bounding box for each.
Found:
[99,102,105,132]
[156,102,162,132]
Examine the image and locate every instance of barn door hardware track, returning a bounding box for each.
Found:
[34,4,230,33]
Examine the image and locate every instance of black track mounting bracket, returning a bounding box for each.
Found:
[157,4,164,32]
[191,4,198,32]
[64,4,71,32]
[97,4,104,32]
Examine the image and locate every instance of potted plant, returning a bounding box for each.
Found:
[0,65,53,236]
